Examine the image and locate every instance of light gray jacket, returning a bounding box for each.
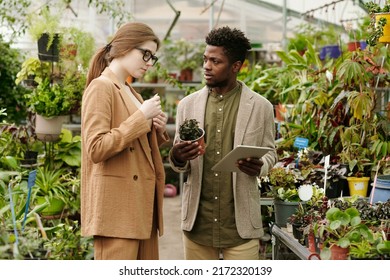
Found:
[170,81,277,239]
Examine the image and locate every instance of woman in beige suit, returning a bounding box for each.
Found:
[81,22,169,260]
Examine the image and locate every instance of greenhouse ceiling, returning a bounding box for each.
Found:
[4,0,371,52]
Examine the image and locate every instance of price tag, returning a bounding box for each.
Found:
[294,137,309,149]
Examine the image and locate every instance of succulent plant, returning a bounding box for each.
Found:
[179,118,203,141]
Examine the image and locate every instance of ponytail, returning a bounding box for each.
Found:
[85,47,109,87]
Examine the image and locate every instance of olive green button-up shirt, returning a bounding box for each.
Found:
[184,83,248,248]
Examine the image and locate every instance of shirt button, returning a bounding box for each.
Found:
[215,173,218,177]
[218,108,222,111]
[215,196,218,200]
[133,175,138,180]
[214,218,218,222]
[216,151,220,155]
[217,129,221,133]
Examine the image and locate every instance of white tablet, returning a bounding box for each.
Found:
[211,145,274,172]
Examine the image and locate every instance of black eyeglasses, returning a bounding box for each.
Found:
[135,47,158,66]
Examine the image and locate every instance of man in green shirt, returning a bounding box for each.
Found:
[169,26,277,260]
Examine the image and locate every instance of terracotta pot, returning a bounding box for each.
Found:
[179,68,193,82]
[347,41,361,51]
[179,128,205,155]
[330,244,349,260]
[307,232,316,253]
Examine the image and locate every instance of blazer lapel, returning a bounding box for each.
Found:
[234,83,254,146]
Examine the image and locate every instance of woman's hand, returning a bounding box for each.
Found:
[153,112,167,135]
[140,94,161,119]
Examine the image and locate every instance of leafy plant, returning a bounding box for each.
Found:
[32,166,73,205]
[44,221,93,260]
[63,27,96,68]
[0,34,29,124]
[15,57,51,86]
[27,6,63,51]
[25,78,77,117]
[319,207,376,259]
[179,118,203,141]
[160,39,205,71]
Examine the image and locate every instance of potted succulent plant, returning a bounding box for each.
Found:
[178,118,205,155]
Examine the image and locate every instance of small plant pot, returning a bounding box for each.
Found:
[319,45,341,60]
[330,244,349,260]
[179,68,193,82]
[35,114,65,142]
[37,33,60,62]
[273,200,304,227]
[20,151,38,166]
[292,223,304,244]
[347,41,361,51]
[370,175,390,203]
[179,128,205,155]
[36,197,65,216]
[347,177,370,197]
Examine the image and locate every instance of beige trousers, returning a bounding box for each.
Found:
[183,234,259,260]
[93,230,159,260]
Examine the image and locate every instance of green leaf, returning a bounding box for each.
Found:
[338,237,351,248]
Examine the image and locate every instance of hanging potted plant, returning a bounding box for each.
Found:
[27,6,63,62]
[25,78,77,141]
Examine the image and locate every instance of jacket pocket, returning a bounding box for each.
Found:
[249,189,262,228]
[181,182,190,221]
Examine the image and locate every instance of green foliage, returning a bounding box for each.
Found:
[52,129,81,169]
[27,6,63,50]
[0,0,31,42]
[319,207,379,260]
[160,39,205,71]
[179,118,203,141]
[87,0,132,26]
[64,27,96,68]
[0,35,29,124]
[15,57,51,86]
[44,221,93,260]
[25,78,77,117]
[33,166,74,205]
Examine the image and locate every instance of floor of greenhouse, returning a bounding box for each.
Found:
[159,194,185,260]
[159,194,274,260]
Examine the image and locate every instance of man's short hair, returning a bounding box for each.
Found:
[205,26,251,63]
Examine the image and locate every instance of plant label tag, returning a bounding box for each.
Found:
[294,137,309,149]
[324,155,330,168]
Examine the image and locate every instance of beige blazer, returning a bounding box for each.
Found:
[81,68,169,239]
[170,81,277,239]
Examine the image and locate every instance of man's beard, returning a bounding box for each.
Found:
[206,79,228,89]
